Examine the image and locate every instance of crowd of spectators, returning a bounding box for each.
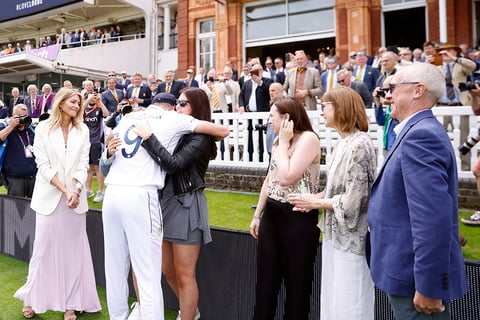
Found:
[0,24,144,56]
[1,39,479,319]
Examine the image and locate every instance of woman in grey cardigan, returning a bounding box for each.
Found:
[288,86,377,320]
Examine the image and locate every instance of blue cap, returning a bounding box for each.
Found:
[152,92,176,106]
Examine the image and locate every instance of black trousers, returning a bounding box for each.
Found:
[253,197,319,320]
[6,176,35,198]
[247,119,265,162]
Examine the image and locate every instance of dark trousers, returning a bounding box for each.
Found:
[253,198,319,320]
[6,176,35,198]
[388,294,450,320]
[247,119,265,162]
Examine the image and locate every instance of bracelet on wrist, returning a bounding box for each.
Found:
[73,191,81,197]
[253,215,262,220]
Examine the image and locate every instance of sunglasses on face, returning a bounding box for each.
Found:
[388,82,419,94]
[176,99,189,107]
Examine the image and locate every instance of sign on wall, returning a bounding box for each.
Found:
[0,0,85,23]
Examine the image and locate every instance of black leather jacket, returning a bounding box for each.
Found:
[141,133,214,195]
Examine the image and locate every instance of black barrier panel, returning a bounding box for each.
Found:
[1,195,479,319]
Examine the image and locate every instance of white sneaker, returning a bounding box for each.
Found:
[93,191,104,203]
[86,190,94,198]
[127,302,141,320]
[176,308,200,320]
[461,211,480,225]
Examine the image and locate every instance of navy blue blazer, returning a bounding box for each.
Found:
[118,79,131,92]
[273,71,286,85]
[102,89,124,113]
[354,65,379,93]
[350,81,373,108]
[125,85,152,107]
[238,78,272,112]
[158,80,186,99]
[8,97,24,117]
[368,109,467,301]
[184,79,199,88]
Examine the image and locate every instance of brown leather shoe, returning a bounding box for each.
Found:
[459,234,467,247]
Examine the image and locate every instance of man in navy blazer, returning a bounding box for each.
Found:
[125,72,152,107]
[368,62,467,319]
[102,77,125,113]
[157,69,186,98]
[183,68,199,88]
[118,71,131,93]
[353,51,379,93]
[8,87,24,117]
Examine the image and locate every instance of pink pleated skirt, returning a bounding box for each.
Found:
[14,196,101,314]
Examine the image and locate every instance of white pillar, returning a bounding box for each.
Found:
[438,0,447,42]
[149,2,158,75]
[163,5,171,50]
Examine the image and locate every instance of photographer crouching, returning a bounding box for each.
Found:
[0,104,37,197]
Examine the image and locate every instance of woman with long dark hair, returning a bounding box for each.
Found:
[135,88,216,320]
[249,97,321,319]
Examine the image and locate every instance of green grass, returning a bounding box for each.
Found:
[1,181,479,319]
[459,211,480,261]
[0,254,179,319]
[86,182,480,261]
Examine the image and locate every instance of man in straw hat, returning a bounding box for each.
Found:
[432,42,476,170]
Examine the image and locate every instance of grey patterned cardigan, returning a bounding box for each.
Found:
[318,131,377,255]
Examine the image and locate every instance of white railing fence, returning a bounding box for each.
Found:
[211,106,479,179]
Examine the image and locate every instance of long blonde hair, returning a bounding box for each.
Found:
[46,88,84,134]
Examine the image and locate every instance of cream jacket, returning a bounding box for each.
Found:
[30,120,90,215]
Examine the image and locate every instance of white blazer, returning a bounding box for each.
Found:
[30,120,90,215]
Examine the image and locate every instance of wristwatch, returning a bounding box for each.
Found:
[74,181,83,190]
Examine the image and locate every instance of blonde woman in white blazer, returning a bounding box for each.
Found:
[14,88,101,320]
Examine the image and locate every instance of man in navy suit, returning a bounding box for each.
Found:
[183,68,199,88]
[158,69,185,99]
[336,69,372,108]
[353,51,379,93]
[368,62,467,319]
[273,57,286,85]
[125,72,152,108]
[8,87,24,117]
[118,71,131,93]
[70,29,81,47]
[238,64,272,162]
[102,77,124,113]
[321,56,341,93]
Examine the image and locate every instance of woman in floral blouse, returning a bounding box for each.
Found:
[288,86,377,320]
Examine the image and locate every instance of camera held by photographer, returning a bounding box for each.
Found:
[0,104,37,197]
